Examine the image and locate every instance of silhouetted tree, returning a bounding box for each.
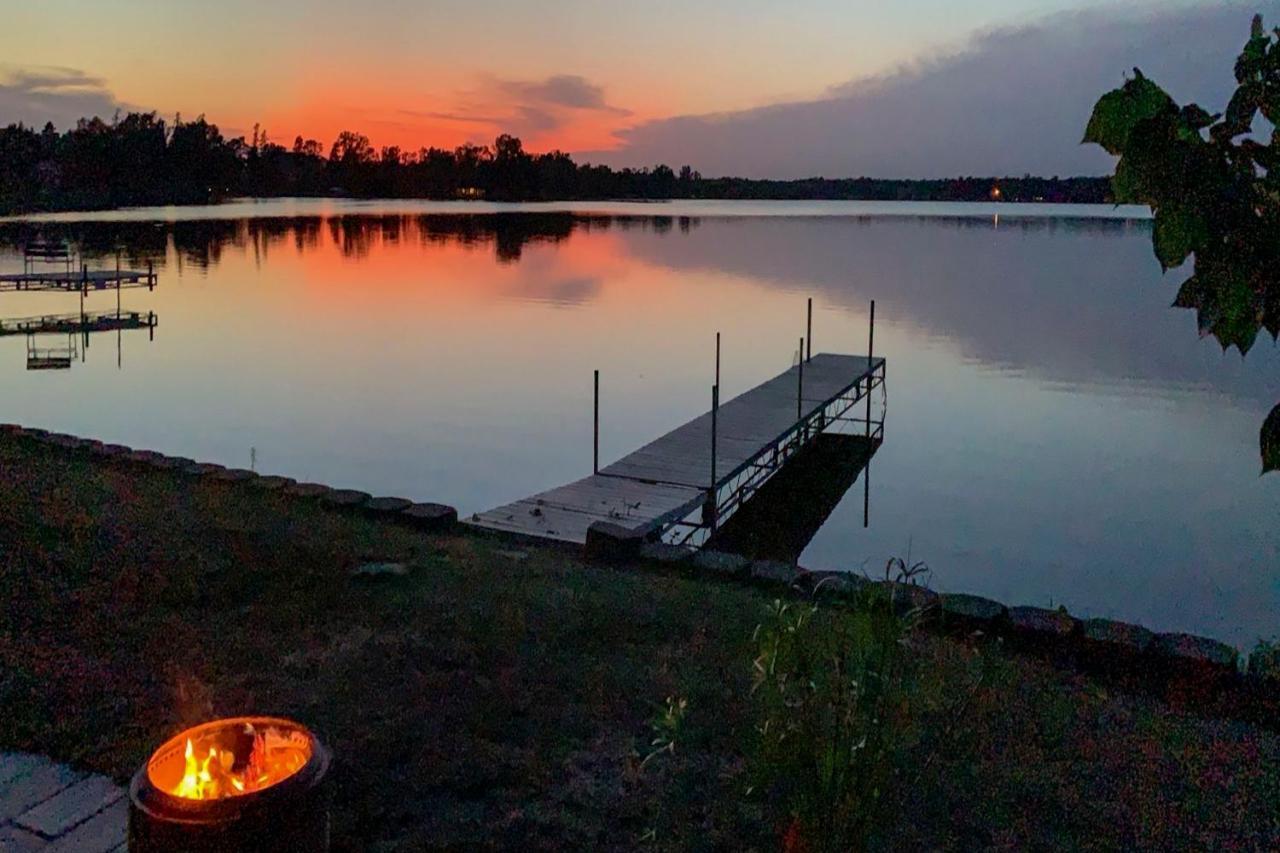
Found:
[0,114,1110,215]
[1084,14,1280,472]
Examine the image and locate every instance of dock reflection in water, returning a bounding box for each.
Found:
[709,433,881,564]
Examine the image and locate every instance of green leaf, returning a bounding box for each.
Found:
[1180,104,1217,130]
[1262,403,1280,474]
[1083,70,1176,155]
[1152,206,1208,270]
[1218,81,1262,141]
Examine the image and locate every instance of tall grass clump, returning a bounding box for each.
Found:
[749,559,926,853]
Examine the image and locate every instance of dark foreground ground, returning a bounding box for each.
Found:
[1,435,1277,851]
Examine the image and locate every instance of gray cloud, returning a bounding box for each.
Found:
[0,65,128,129]
[497,74,630,115]
[585,2,1276,177]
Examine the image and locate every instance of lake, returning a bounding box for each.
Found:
[1,199,1276,648]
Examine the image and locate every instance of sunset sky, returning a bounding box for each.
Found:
[0,0,1267,176]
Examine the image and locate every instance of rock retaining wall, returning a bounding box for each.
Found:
[626,544,1278,728]
[1,424,459,533]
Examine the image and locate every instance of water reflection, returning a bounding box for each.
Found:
[0,203,1273,646]
[710,434,880,563]
[2,310,158,371]
[0,214,702,271]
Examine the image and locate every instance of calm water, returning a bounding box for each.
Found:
[2,200,1276,647]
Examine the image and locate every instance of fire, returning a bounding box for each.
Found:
[170,723,310,800]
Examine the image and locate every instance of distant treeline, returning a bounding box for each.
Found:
[0,112,1112,214]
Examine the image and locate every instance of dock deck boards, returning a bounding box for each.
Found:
[467,353,883,545]
[0,269,156,292]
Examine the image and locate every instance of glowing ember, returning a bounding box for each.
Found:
[166,723,311,800]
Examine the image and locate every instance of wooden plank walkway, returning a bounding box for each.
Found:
[467,353,884,545]
[0,270,157,293]
[0,753,125,852]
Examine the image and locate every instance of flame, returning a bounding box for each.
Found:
[170,724,310,800]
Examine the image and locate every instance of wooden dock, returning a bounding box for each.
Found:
[467,352,886,547]
[0,268,158,293]
[0,311,157,337]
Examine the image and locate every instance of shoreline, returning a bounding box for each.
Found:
[2,422,1277,847]
[1,422,1269,703]
[0,196,1155,225]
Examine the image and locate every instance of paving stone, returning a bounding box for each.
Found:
[285,482,331,499]
[639,542,695,564]
[0,825,46,852]
[0,761,81,822]
[691,549,750,577]
[323,489,371,508]
[399,502,458,531]
[45,797,126,853]
[16,774,123,838]
[0,754,46,786]
[365,496,413,514]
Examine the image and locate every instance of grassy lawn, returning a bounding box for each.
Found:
[1,435,1277,850]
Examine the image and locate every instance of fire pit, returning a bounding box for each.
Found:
[128,716,331,852]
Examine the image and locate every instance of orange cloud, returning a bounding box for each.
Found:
[261,72,640,155]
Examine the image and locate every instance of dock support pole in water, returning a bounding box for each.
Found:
[715,332,720,389]
[593,369,599,475]
[149,311,155,342]
[148,260,154,291]
[116,253,122,317]
[806,298,812,363]
[710,383,719,531]
[864,300,875,528]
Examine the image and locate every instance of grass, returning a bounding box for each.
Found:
[1,435,1278,850]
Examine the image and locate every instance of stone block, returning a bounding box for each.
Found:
[366,496,413,514]
[639,542,695,564]
[585,521,648,561]
[16,774,123,838]
[0,760,80,821]
[250,475,296,492]
[284,482,331,499]
[691,549,750,578]
[322,489,371,509]
[399,502,458,531]
[749,560,799,586]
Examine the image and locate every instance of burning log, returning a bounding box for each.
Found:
[128,716,331,852]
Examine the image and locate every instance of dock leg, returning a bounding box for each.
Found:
[866,300,875,442]
[709,383,719,531]
[593,369,599,475]
[864,300,875,528]
[806,297,812,363]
